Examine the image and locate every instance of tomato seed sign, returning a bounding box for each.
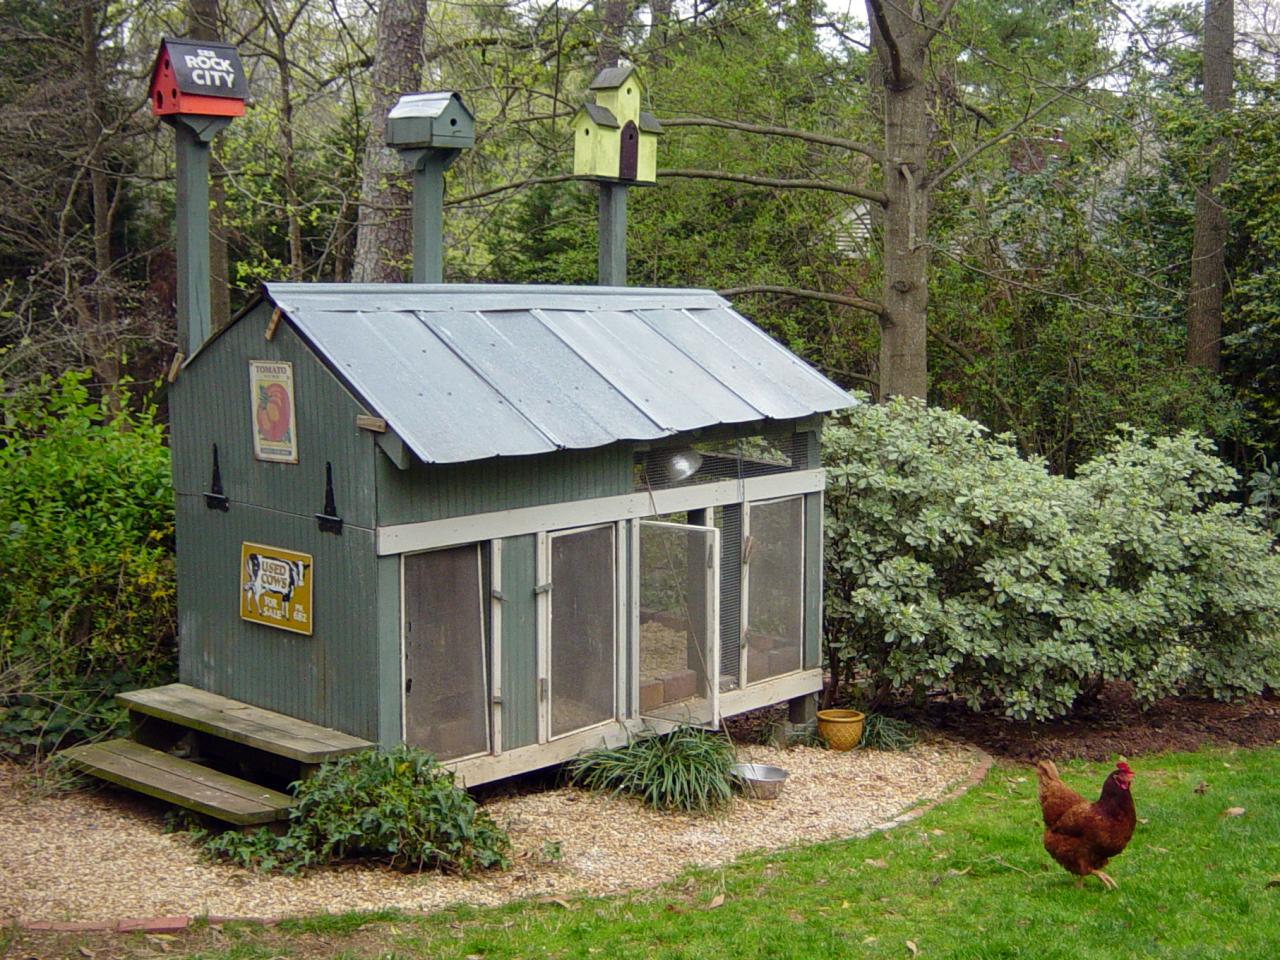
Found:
[250,360,297,463]
[240,542,313,635]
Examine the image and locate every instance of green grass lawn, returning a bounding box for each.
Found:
[9,746,1280,959]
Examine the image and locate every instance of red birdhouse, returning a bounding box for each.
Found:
[150,38,247,119]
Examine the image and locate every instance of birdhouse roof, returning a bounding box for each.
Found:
[151,37,248,100]
[638,111,663,134]
[221,283,854,465]
[387,91,472,122]
[576,103,620,128]
[589,65,639,91]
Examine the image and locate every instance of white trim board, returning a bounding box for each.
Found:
[377,469,826,555]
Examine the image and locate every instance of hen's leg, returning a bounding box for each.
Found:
[1090,870,1118,890]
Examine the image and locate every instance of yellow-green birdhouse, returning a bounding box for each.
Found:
[572,65,662,184]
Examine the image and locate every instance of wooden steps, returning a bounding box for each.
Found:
[62,683,375,826]
[60,739,294,825]
[118,683,373,764]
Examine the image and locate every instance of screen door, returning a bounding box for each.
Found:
[637,520,719,726]
[743,496,805,684]
[547,525,617,738]
[403,544,490,760]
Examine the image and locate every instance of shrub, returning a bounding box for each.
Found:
[823,398,1280,720]
[567,726,736,813]
[0,372,175,757]
[199,746,511,874]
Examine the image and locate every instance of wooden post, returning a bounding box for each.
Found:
[170,116,231,356]
[412,152,450,283]
[598,182,628,286]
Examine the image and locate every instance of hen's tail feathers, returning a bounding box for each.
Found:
[1036,759,1061,784]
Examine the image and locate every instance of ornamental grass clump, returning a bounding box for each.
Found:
[567,726,736,813]
[823,397,1280,721]
[199,746,510,875]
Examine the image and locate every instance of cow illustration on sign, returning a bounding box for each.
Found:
[240,542,313,635]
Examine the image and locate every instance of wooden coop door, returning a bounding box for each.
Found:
[619,121,639,180]
[403,544,490,760]
[637,521,720,726]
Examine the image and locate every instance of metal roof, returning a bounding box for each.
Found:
[589,66,637,90]
[577,103,619,128]
[262,283,854,465]
[387,91,469,121]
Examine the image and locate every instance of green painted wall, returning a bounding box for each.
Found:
[175,496,381,739]
[171,305,378,530]
[170,305,386,739]
[376,442,635,526]
[499,534,539,750]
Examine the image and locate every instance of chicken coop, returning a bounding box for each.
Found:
[158,283,852,785]
[60,42,856,819]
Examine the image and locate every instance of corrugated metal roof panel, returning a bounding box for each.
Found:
[263,283,853,464]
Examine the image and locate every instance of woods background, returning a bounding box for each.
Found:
[3,0,1280,472]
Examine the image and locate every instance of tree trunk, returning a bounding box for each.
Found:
[868,0,930,400]
[187,0,230,329]
[352,0,428,283]
[596,0,630,69]
[263,1,305,280]
[1186,0,1233,373]
[79,0,121,408]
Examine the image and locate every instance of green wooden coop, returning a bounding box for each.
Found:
[159,283,853,787]
[61,46,855,820]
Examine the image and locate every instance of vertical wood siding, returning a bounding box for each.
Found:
[375,443,635,527]
[176,495,381,739]
[171,305,378,530]
[498,534,539,749]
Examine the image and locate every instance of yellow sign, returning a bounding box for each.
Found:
[240,542,313,635]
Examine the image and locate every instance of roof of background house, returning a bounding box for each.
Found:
[237,283,854,464]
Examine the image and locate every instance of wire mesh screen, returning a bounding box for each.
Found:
[635,436,797,491]
[638,522,716,725]
[745,497,805,684]
[549,526,616,738]
[403,544,489,760]
[718,504,742,691]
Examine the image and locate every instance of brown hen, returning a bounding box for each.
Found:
[1035,759,1136,890]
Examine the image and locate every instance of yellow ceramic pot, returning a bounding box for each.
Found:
[816,709,865,751]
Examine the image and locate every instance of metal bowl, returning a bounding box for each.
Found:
[730,762,789,800]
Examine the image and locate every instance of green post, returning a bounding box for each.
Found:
[169,116,230,356]
[412,153,451,284]
[598,182,628,286]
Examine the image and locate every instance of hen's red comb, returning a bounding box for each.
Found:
[1116,761,1133,774]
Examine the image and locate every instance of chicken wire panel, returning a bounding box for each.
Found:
[549,525,617,738]
[638,521,717,726]
[717,504,742,691]
[635,436,797,491]
[745,497,805,685]
[403,544,490,760]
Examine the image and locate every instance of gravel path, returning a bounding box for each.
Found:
[1,739,985,924]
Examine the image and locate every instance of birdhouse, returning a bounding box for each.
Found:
[150,38,247,118]
[573,65,662,184]
[386,92,475,151]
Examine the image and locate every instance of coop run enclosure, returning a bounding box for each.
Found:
[169,283,853,785]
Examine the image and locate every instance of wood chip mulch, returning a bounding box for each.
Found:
[1,739,984,925]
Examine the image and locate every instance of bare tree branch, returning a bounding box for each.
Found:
[660,116,884,163]
[660,169,888,206]
[927,87,1072,189]
[719,284,885,318]
[866,0,905,88]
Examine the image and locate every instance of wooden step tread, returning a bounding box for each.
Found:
[60,739,294,825]
[117,683,373,763]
